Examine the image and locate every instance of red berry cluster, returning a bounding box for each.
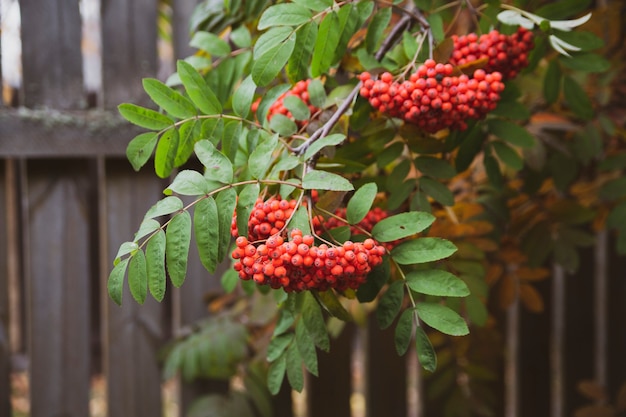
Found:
[359,60,505,133]
[231,196,297,241]
[251,79,319,125]
[449,28,534,80]
[232,229,385,292]
[318,207,399,249]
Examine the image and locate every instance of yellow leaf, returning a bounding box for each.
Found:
[517,266,550,282]
[519,283,544,313]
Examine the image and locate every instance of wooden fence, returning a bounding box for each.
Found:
[1,1,624,416]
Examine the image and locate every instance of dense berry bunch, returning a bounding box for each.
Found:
[231,196,297,241]
[251,79,319,125]
[232,229,385,292]
[449,28,534,80]
[359,60,505,133]
[318,207,399,249]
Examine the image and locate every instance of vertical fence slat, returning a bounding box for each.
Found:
[0,159,11,417]
[19,0,84,108]
[171,0,198,59]
[103,159,165,417]
[308,324,355,416]
[101,0,158,108]
[551,264,565,417]
[26,159,91,417]
[505,298,520,417]
[366,318,407,417]
[594,230,608,390]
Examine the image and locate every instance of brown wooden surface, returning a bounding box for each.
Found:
[101,0,158,108]
[19,0,84,109]
[0,109,138,158]
[0,160,11,417]
[25,159,92,417]
[308,324,355,416]
[102,160,166,417]
[172,0,199,59]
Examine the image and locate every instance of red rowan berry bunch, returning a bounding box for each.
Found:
[449,27,534,80]
[318,206,399,249]
[231,195,298,241]
[231,229,385,292]
[251,79,319,125]
[359,60,505,133]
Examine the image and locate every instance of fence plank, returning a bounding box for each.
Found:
[101,0,158,108]
[25,159,92,417]
[171,0,198,59]
[551,264,565,417]
[19,0,84,109]
[594,230,608,390]
[102,159,166,417]
[0,159,11,417]
[366,318,407,417]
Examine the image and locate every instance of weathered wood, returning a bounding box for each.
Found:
[25,159,92,417]
[101,0,158,108]
[594,230,608,390]
[102,159,166,417]
[19,0,84,109]
[366,317,407,417]
[171,0,199,59]
[505,299,520,417]
[308,324,354,416]
[551,264,565,417]
[0,109,139,157]
[0,159,11,417]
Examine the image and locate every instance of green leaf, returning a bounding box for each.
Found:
[216,188,237,262]
[194,140,234,184]
[492,141,524,171]
[315,290,353,321]
[252,34,297,86]
[465,294,488,326]
[365,6,392,53]
[419,177,454,206]
[175,119,202,167]
[236,183,260,238]
[267,355,287,395]
[146,229,167,302]
[391,238,457,265]
[544,59,562,104]
[599,177,626,201]
[599,153,626,171]
[484,154,504,189]
[376,280,404,329]
[415,326,437,372]
[302,292,330,351]
[303,133,346,161]
[145,196,183,219]
[302,170,353,191]
[269,114,298,136]
[134,218,160,244]
[165,170,221,196]
[258,4,312,30]
[406,269,470,297]
[416,302,469,336]
[490,101,531,120]
[372,212,435,242]
[377,142,405,168]
[607,201,626,229]
[194,197,220,273]
[487,119,535,148]
[190,31,231,57]
[286,343,304,392]
[559,53,610,73]
[254,27,294,59]
[415,157,456,179]
[307,79,326,108]
[221,269,239,294]
[346,182,377,225]
[534,0,592,19]
[283,95,311,121]
[257,84,291,123]
[166,211,191,287]
[356,257,390,302]
[249,133,279,179]
[154,129,179,178]
[291,0,332,11]
[230,25,251,48]
[290,206,312,236]
[395,309,414,356]
[128,249,148,304]
[126,132,159,171]
[142,78,197,119]
[563,76,594,120]
[427,13,444,42]
[311,12,339,77]
[455,126,485,172]
[557,31,604,51]
[232,75,257,119]
[331,4,359,63]
[108,257,129,305]
[118,103,173,130]
[295,320,318,376]
[287,21,318,82]
[267,333,294,362]
[177,60,222,115]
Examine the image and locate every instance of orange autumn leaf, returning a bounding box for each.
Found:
[519,283,544,313]
[516,266,550,282]
[498,274,518,310]
[485,264,503,285]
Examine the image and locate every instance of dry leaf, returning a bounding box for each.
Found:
[573,405,614,417]
[485,264,504,285]
[516,266,550,282]
[577,380,607,402]
[499,274,518,310]
[616,382,626,411]
[519,283,544,313]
